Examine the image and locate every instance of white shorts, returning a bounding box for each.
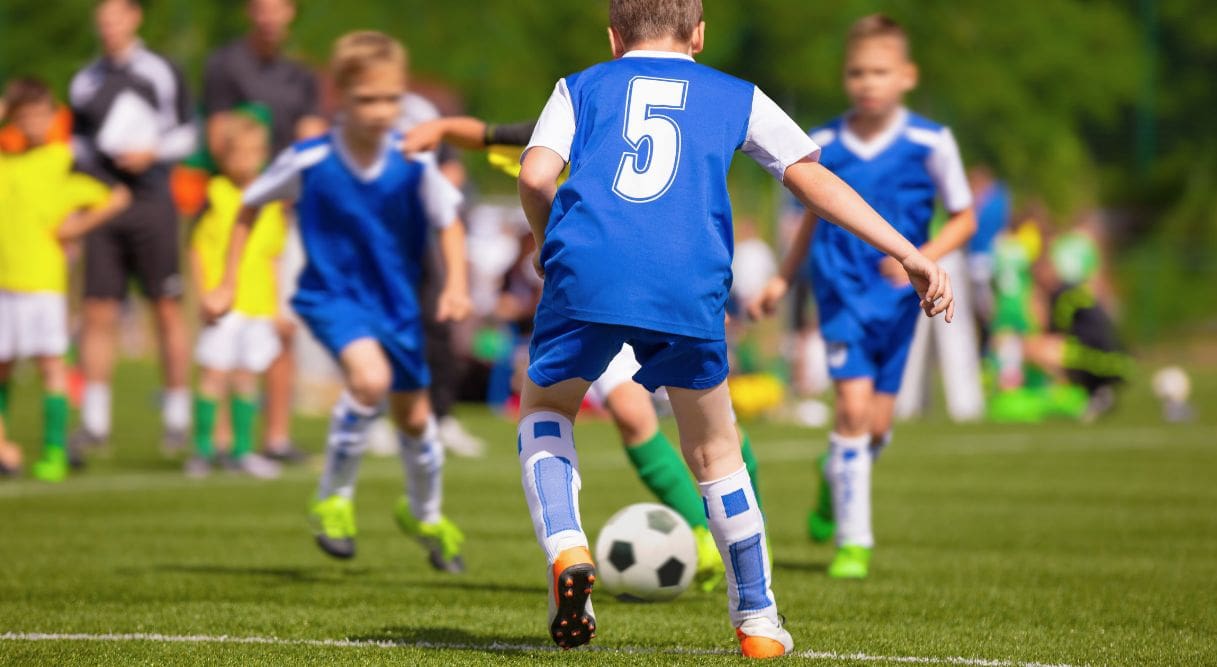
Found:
[195,313,282,373]
[0,291,69,361]
[588,345,643,404]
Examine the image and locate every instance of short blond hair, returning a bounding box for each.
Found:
[610,0,703,48]
[330,31,407,90]
[846,14,910,55]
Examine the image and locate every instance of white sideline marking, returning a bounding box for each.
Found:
[0,632,1088,666]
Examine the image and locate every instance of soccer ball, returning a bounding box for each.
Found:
[594,503,697,602]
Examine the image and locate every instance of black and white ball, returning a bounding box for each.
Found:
[594,503,697,602]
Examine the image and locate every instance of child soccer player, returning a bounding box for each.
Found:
[405,114,747,591]
[187,113,287,479]
[204,32,472,571]
[517,0,954,656]
[0,78,130,482]
[753,14,976,580]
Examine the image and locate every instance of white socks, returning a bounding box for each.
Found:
[399,416,444,524]
[163,387,191,432]
[82,382,112,438]
[828,432,873,549]
[700,465,777,626]
[316,392,381,500]
[518,411,586,563]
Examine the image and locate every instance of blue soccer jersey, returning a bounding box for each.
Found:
[804,109,972,343]
[526,51,819,341]
[241,130,462,388]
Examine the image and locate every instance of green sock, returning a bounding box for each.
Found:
[43,394,69,453]
[193,397,217,459]
[0,382,10,420]
[231,395,258,458]
[740,429,764,510]
[625,431,708,530]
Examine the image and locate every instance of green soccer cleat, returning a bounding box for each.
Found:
[309,495,357,560]
[808,451,835,543]
[692,525,726,592]
[31,448,69,483]
[394,496,466,573]
[827,545,871,579]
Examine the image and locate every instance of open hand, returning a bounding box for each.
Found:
[747,276,790,321]
[901,252,954,322]
[436,288,472,322]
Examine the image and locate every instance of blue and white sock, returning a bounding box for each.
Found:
[870,431,893,463]
[399,415,444,524]
[518,411,586,563]
[316,392,381,500]
[700,466,778,626]
[828,432,873,548]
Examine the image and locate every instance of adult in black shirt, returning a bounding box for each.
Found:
[200,0,324,462]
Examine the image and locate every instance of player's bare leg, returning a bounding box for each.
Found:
[390,389,465,573]
[667,382,791,658]
[75,298,120,461]
[519,376,597,649]
[153,297,191,454]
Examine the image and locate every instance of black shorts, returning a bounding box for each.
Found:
[84,196,183,301]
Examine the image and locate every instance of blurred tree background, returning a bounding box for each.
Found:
[1,0,1213,343]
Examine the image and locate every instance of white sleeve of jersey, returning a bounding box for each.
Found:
[741,87,821,181]
[417,153,464,229]
[524,79,576,163]
[242,146,303,207]
[926,128,973,213]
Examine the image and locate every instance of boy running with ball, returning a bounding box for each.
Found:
[517,0,954,656]
[206,32,472,571]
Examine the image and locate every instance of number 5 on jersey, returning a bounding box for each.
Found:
[612,77,689,203]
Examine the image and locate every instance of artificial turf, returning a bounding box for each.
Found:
[0,361,1213,665]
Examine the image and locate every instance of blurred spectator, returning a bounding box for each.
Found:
[68,0,197,458]
[201,0,325,463]
[966,164,1012,336]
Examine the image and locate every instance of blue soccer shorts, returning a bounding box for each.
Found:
[528,305,728,393]
[293,295,430,392]
[824,306,921,395]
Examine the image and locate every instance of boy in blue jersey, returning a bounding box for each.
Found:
[753,15,976,580]
[518,0,955,656]
[205,32,473,571]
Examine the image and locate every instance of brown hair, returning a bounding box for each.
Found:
[3,77,54,113]
[610,0,703,48]
[329,31,407,90]
[846,13,910,54]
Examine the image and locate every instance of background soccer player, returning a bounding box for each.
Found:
[186,114,288,479]
[205,31,472,571]
[0,77,131,482]
[754,14,976,580]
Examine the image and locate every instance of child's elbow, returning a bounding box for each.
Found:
[518,168,550,197]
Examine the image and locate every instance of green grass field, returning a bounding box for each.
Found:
[0,362,1214,665]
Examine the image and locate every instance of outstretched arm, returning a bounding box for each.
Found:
[751,160,954,322]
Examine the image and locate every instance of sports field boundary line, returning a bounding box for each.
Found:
[0,631,1092,666]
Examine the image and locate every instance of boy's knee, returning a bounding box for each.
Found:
[349,371,391,407]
